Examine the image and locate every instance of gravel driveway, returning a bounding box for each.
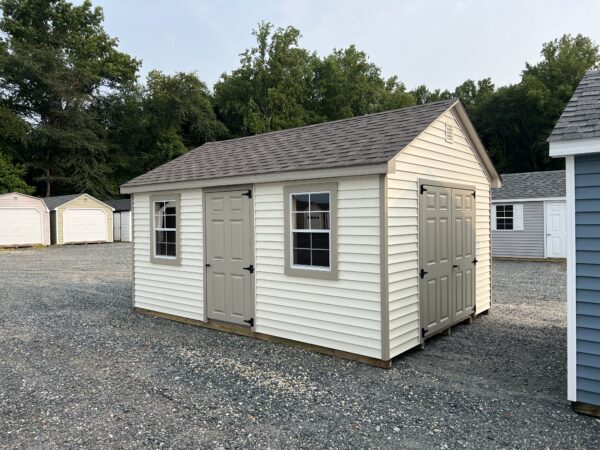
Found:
[0,244,598,449]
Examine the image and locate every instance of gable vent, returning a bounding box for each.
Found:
[445,123,454,143]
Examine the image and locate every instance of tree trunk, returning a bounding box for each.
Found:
[45,169,51,197]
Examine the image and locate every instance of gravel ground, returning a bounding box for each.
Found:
[0,244,598,449]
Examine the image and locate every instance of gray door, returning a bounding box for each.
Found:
[419,184,476,338]
[205,189,254,326]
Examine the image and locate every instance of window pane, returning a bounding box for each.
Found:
[156,230,166,243]
[165,230,176,244]
[293,232,311,249]
[293,248,311,266]
[308,212,330,230]
[166,243,177,257]
[505,219,513,229]
[505,205,513,214]
[292,194,309,211]
[311,250,330,267]
[293,212,310,229]
[155,242,166,256]
[164,214,176,229]
[311,233,329,250]
[310,193,330,211]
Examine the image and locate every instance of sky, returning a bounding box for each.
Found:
[93,0,600,91]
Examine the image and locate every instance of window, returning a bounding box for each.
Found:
[496,204,514,230]
[284,183,338,279]
[150,194,180,265]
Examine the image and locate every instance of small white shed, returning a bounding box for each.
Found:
[106,198,132,242]
[0,192,50,247]
[121,99,501,366]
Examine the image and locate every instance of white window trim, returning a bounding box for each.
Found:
[289,190,332,272]
[565,156,577,401]
[283,182,338,280]
[149,194,181,265]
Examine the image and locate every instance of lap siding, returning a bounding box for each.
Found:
[575,154,600,406]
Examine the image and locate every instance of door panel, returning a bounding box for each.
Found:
[420,184,476,338]
[545,202,566,258]
[420,185,453,336]
[206,189,254,326]
[63,209,107,243]
[0,208,43,245]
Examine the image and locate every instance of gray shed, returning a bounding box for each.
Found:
[549,69,600,417]
[120,99,501,367]
[492,171,566,259]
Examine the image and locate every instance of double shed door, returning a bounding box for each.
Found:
[205,189,254,327]
[419,184,476,338]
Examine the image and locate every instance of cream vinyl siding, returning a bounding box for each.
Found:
[387,109,492,358]
[254,176,382,359]
[132,190,204,320]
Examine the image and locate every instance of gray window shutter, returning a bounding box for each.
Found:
[513,204,524,231]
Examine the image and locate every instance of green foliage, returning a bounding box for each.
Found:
[0,151,34,194]
[0,0,139,196]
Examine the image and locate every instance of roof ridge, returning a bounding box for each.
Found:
[200,98,458,149]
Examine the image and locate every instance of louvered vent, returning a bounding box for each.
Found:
[445,123,454,143]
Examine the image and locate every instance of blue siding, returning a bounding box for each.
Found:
[575,154,600,406]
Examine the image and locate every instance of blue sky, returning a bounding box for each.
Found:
[93,0,600,91]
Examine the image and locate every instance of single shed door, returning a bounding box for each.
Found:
[205,189,254,326]
[63,209,107,243]
[545,202,566,258]
[419,184,476,338]
[0,208,43,246]
[113,212,121,241]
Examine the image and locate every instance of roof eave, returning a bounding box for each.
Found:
[120,163,390,194]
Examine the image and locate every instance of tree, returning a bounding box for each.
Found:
[0,151,33,194]
[0,0,139,197]
[214,22,319,136]
[473,34,599,173]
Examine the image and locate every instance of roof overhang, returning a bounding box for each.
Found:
[121,163,390,194]
[50,193,116,211]
[549,137,600,158]
[451,101,501,188]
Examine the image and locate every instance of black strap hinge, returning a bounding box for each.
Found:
[472,191,476,198]
[420,184,428,194]
[243,264,255,274]
[472,258,478,265]
[242,189,252,199]
[419,268,428,279]
[422,328,428,338]
[244,318,254,327]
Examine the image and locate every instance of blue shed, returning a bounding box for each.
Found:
[549,69,600,417]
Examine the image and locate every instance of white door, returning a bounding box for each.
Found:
[63,209,107,243]
[113,212,121,241]
[0,208,43,246]
[545,202,567,258]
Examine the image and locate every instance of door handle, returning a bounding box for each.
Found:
[453,265,460,269]
[205,263,211,267]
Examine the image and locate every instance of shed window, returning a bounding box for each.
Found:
[284,183,338,280]
[291,192,331,268]
[150,194,181,265]
[496,204,513,230]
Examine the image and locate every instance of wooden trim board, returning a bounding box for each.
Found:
[572,401,600,418]
[135,307,392,369]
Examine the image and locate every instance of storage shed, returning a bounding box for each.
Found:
[0,192,50,247]
[106,198,132,242]
[43,194,114,245]
[549,69,600,417]
[492,171,566,259]
[121,99,501,366]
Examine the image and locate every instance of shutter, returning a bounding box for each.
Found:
[513,204,524,231]
[491,204,497,231]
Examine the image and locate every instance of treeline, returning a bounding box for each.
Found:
[1,0,599,198]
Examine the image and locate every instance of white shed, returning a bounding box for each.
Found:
[121,99,501,367]
[0,192,50,247]
[106,198,132,242]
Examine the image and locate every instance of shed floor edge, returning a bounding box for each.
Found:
[134,307,392,369]
[572,401,600,418]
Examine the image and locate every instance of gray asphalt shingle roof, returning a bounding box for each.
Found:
[492,170,565,200]
[105,198,131,211]
[548,69,600,142]
[122,99,458,188]
[42,194,84,210]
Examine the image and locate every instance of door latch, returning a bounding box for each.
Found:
[244,318,254,327]
[452,264,459,269]
[419,268,428,279]
[243,264,255,274]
